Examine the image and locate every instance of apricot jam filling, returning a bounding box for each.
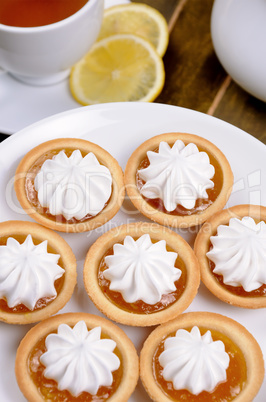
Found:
[25,148,111,224]
[153,327,247,401]
[136,144,223,216]
[28,328,123,401]
[0,234,65,314]
[98,241,187,314]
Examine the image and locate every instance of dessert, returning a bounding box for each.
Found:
[83,222,200,326]
[124,132,234,228]
[15,312,139,401]
[0,220,76,324]
[140,311,264,401]
[14,138,125,232]
[194,204,266,308]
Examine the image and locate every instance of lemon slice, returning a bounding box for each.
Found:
[70,34,165,105]
[98,3,169,57]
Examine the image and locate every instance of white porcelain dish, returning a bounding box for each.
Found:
[211,0,266,102]
[0,102,265,401]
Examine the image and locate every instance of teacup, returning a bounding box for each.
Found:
[0,0,104,86]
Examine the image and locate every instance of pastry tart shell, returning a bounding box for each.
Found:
[15,312,139,402]
[0,220,76,324]
[83,222,200,326]
[194,204,266,308]
[124,132,234,228]
[140,311,264,402]
[14,138,125,233]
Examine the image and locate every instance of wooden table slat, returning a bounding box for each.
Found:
[213,81,266,144]
[134,0,181,23]
[156,0,229,115]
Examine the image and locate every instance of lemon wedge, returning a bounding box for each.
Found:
[98,3,169,57]
[70,33,165,105]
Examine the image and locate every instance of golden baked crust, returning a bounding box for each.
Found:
[15,312,139,402]
[124,132,233,228]
[83,222,200,326]
[140,311,264,402]
[14,138,125,233]
[0,220,76,324]
[194,204,266,308]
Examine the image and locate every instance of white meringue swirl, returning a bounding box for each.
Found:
[34,150,112,221]
[40,321,120,397]
[159,326,230,395]
[138,140,215,211]
[0,235,64,310]
[207,216,266,291]
[103,234,181,304]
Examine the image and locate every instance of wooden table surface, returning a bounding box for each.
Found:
[0,0,265,144]
[141,0,266,145]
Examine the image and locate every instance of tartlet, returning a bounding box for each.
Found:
[0,220,76,324]
[15,312,139,402]
[83,222,200,326]
[124,132,234,228]
[140,311,264,402]
[194,204,266,308]
[14,138,125,233]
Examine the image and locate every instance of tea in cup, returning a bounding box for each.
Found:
[0,0,104,85]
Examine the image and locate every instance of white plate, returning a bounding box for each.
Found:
[0,0,130,135]
[0,102,265,401]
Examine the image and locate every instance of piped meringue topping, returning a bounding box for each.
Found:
[40,321,120,397]
[138,140,215,211]
[159,326,230,395]
[207,216,266,291]
[34,150,112,221]
[0,235,64,310]
[103,234,181,305]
